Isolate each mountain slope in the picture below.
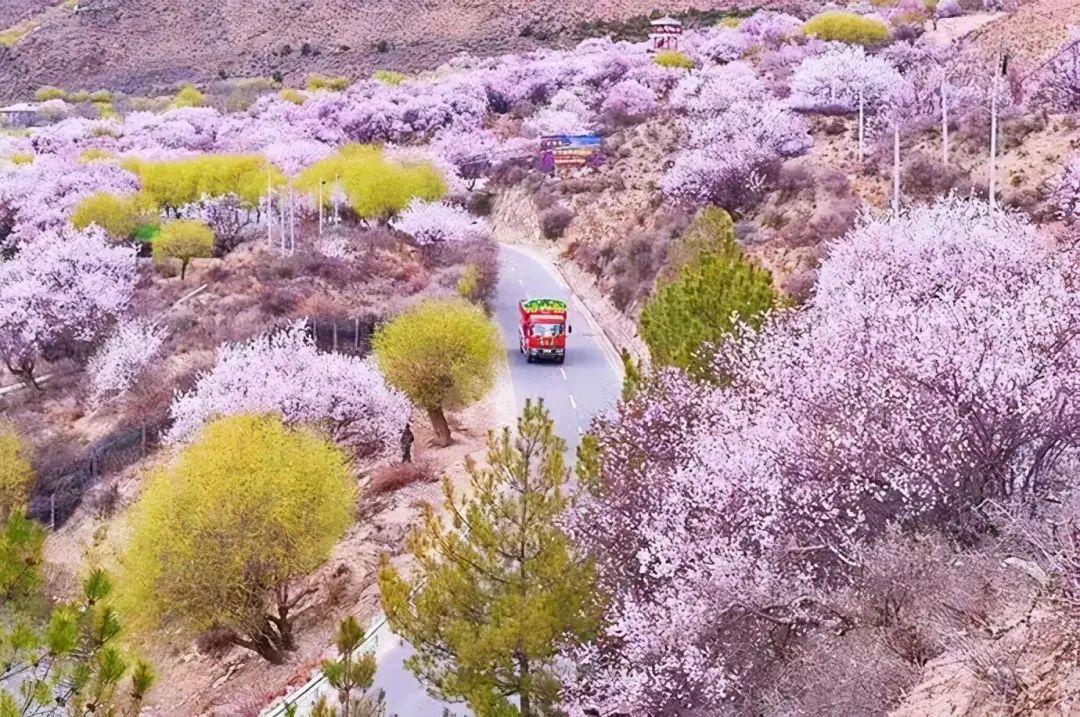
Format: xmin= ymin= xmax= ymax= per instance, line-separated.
xmin=0 ymin=0 xmax=760 ymax=100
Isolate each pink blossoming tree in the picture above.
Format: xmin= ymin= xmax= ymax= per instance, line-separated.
xmin=0 ymin=226 xmax=137 ymax=388
xmin=568 ymin=198 xmax=1080 ymax=715
xmin=167 ymin=323 xmax=409 ymax=457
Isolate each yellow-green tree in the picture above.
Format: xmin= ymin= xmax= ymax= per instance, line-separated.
xmin=71 ymin=192 xmax=148 ymax=241
xmin=295 ymin=145 xmax=446 ymax=223
xmin=153 ymin=219 xmax=215 ymax=280
xmin=121 ymin=414 xmax=355 ymax=663
xmin=125 ymin=154 xmax=284 ymax=211
xmin=373 ymin=299 xmax=500 ymax=446
xmin=803 ymin=11 xmax=892 ymax=45
xmin=0 ymin=425 xmax=31 ymax=522
xmin=379 ymin=400 xmax=601 ymax=716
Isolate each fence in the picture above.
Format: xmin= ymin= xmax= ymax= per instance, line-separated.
xmin=305 ymin=314 xmax=382 ymax=356
xmin=28 ymin=419 xmax=167 ymax=529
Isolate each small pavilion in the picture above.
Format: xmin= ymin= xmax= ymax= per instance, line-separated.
xmin=648 ymin=16 xmax=683 ymax=53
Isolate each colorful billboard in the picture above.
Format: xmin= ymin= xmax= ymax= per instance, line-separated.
xmin=540 ymin=134 xmax=603 ymax=172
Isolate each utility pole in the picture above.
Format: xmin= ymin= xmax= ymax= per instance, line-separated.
xmin=266 ymin=173 xmax=273 ymax=247
xmin=892 ymin=123 xmax=901 ymax=215
xmin=941 ymin=81 xmax=949 ymax=164
xmin=318 ymin=181 xmax=324 ymax=237
xmin=989 ymin=48 xmax=1007 ymax=210
xmin=857 ymin=88 xmax=865 ymax=163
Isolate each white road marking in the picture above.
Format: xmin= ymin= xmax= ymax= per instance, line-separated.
xmin=559 ymin=368 xmax=567 ymax=380
xmin=568 ymin=394 xmax=577 ymax=409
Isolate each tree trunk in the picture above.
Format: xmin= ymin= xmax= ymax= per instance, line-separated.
xmin=180 ymin=258 xmax=189 ymax=280
xmin=427 ymin=406 xmax=452 ymax=447
xmin=232 ymin=631 xmax=288 ymax=664
xmin=519 ymin=656 xmax=532 ymax=717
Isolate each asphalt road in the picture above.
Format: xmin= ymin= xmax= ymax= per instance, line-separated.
xmin=494 ymin=245 xmax=623 ymax=454
xmin=266 ymin=246 xmax=622 ymax=716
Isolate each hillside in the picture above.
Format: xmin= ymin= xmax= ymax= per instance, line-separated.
xmin=0 ymin=0 xmax=776 ymax=101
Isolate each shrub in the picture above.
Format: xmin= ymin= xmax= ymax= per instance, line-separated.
xmin=803 ymin=11 xmax=892 ymax=46
xmin=373 ymin=299 xmax=501 ymax=446
xmin=9 ymin=153 xmax=33 ymax=166
xmin=641 ymin=213 xmax=777 ymax=379
xmin=653 ymin=50 xmax=695 ymax=70
xmin=34 ymin=86 xmax=66 ymax=102
xmin=279 ymin=88 xmax=306 ymax=105
xmin=152 ymin=219 xmax=215 ymax=279
xmin=295 ymin=144 xmax=446 ymax=222
xmin=170 ymin=83 xmax=206 ymax=108
xmin=89 ymin=90 xmax=113 ymax=103
xmin=67 ymin=91 xmax=91 ymax=103
xmin=456 ymin=264 xmax=482 ymax=304
xmin=306 ymin=74 xmax=352 ymax=92
xmin=71 ymin=192 xmax=147 ymax=241
xmin=121 ymin=414 xmax=355 ymax=663
xmin=373 ymin=69 xmax=408 ymax=86
xmin=0 ymin=425 xmax=32 ymax=521
xmin=367 ymin=461 xmax=435 ymax=496
xmin=539 ymin=204 xmax=574 ymax=239
xmin=78 ymin=148 xmax=113 ymax=162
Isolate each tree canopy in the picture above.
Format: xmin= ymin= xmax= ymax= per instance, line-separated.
xmin=152 ymin=219 xmax=215 ymax=279
xmin=373 ymin=299 xmax=501 ymax=446
xmin=640 ymin=207 xmax=778 ymax=379
xmin=295 ymin=145 xmax=446 ymax=222
xmin=379 ymin=400 xmax=601 ymax=716
xmin=121 ymin=414 xmax=355 ymax=663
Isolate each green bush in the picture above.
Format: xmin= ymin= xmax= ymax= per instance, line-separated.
xmin=373 ymin=69 xmax=408 ymax=86
xmin=803 ymin=11 xmax=892 ymax=45
xmin=306 ymin=74 xmax=352 ymax=92
xmin=67 ymin=90 xmax=90 ymax=103
xmin=295 ymin=144 xmax=446 ymax=221
xmin=653 ymin=50 xmax=695 ymax=70
xmin=640 ymin=208 xmax=778 ymax=380
xmin=171 ymin=83 xmax=207 ymax=108
xmin=279 ymin=88 xmax=307 ymax=105
xmin=34 ymin=86 xmax=66 ymax=102
xmin=89 ymin=89 xmax=113 ymax=103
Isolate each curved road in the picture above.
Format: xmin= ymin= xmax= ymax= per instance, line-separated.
xmin=266 ymin=246 xmax=622 ymax=716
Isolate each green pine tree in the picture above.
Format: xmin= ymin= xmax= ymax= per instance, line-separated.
xmin=378 ymin=400 xmax=601 ymax=717
xmin=641 ymin=207 xmax=778 ymax=380
xmin=310 ymin=616 xmax=386 ymax=717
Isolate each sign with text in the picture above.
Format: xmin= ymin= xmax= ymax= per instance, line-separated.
xmin=539 ymin=134 xmax=603 ymax=173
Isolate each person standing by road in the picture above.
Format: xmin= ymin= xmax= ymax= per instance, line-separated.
xmin=401 ymin=422 xmax=414 ymax=463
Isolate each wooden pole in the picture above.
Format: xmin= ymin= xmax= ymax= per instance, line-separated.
xmin=941 ymin=82 xmax=949 ymax=164
xmin=989 ymin=55 xmax=999 ymax=210
xmin=267 ymin=173 xmax=273 ymax=247
xmin=857 ymin=88 xmax=864 ymax=164
xmin=892 ymin=124 xmax=901 ymax=215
